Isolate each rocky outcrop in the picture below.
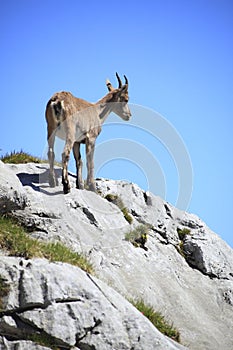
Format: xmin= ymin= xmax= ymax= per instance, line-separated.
xmin=0 ymin=161 xmax=27 ymax=214
xmin=0 ymin=161 xmax=233 ymax=350
xmin=0 ymin=257 xmax=187 ymax=350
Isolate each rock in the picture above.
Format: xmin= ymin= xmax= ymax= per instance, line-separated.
xmin=0 ymin=161 xmax=27 ymax=214
xmin=0 ymin=162 xmax=233 ymax=350
xmin=0 ymin=337 xmax=51 ymax=350
xmin=182 ymin=229 xmax=233 ymax=279
xmin=0 ymin=257 xmax=187 ymax=350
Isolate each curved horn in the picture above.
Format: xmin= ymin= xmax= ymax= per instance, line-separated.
xmin=116 ymin=72 xmax=122 ymax=88
xmin=124 ymin=75 xmax=128 ymax=86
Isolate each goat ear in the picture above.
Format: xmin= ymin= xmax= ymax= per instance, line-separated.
xmin=105 ymin=90 xmax=121 ymax=103
xmin=106 ymin=79 xmax=114 ymax=92
xmin=105 ymin=91 xmax=115 ymax=102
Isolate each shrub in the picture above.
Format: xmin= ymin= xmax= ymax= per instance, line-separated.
xmin=125 ymin=224 xmax=149 ymax=250
xmin=177 ymin=227 xmax=191 ymax=241
xmin=0 ymin=216 xmax=93 ymax=274
xmin=131 ymin=299 xmax=180 ymax=343
xmin=1 ymin=150 xmax=42 ymax=164
xmin=176 ymin=228 xmax=192 ymax=258
xmin=105 ymin=194 xmax=133 ymax=224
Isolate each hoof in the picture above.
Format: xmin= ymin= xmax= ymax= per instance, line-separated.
xmin=63 ymin=185 xmax=71 ymax=194
xmin=87 ymin=183 xmax=96 ymax=192
xmin=62 ymin=180 xmax=70 ymax=194
xmin=76 ymin=181 xmax=84 ymax=190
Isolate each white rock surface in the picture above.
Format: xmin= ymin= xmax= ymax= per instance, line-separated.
xmin=0 ymin=257 xmax=187 ymax=350
xmin=0 ymin=161 xmax=27 ymax=214
xmin=0 ymin=162 xmax=233 ymax=350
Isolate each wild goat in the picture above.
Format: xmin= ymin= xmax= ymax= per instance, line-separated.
xmin=45 ymin=73 xmax=131 ymax=194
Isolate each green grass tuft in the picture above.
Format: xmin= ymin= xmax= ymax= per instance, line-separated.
xmin=125 ymin=224 xmax=149 ymax=250
xmin=1 ymin=150 xmax=42 ymax=164
xmin=177 ymin=227 xmax=191 ymax=241
xmin=121 ymin=207 xmax=133 ymax=224
xmin=0 ymin=216 xmax=93 ymax=274
xmin=176 ymin=228 xmax=192 ymax=258
xmin=131 ymin=299 xmax=180 ymax=343
xmin=105 ymin=194 xmax=133 ymax=224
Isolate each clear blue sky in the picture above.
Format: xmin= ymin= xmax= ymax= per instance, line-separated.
xmin=1 ymin=0 xmax=233 ymax=247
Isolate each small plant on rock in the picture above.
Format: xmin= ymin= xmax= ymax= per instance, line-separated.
xmin=177 ymin=227 xmax=191 ymax=240
xmin=105 ymin=193 xmax=133 ymax=224
xmin=130 ymin=298 xmax=180 ymax=343
xmin=0 ymin=215 xmax=94 ymax=274
xmin=125 ymin=224 xmax=149 ymax=251
xmin=1 ymin=150 xmax=42 ymax=164
xmin=176 ymin=227 xmax=191 ymax=258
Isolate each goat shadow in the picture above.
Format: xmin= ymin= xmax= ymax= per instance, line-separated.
xmin=16 ymin=167 xmax=65 ymax=195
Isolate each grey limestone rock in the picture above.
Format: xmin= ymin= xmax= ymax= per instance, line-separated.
xmin=0 ymin=161 xmax=27 ymax=214
xmin=0 ymin=257 xmax=187 ymax=350
xmin=0 ymin=162 xmax=233 ymax=350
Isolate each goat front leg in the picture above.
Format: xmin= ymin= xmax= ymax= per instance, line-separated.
xmin=62 ymin=136 xmax=74 ymax=194
xmin=73 ymin=142 xmax=84 ymax=190
xmin=86 ymin=138 xmax=96 ymax=192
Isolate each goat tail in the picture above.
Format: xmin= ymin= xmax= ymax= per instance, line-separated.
xmin=51 ymin=99 xmax=62 ymax=118
xmin=46 ymin=96 xmax=64 ymax=127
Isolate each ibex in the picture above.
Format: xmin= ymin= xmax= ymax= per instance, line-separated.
xmin=45 ymin=73 xmax=131 ymax=194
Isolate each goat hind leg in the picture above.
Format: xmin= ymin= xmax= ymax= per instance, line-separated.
xmin=86 ymin=139 xmax=96 ymax=192
xmin=62 ymin=138 xmax=74 ymax=194
xmin=73 ymin=142 xmax=84 ymax=189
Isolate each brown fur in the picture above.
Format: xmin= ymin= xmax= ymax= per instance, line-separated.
xmin=45 ymin=74 xmax=131 ymax=194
